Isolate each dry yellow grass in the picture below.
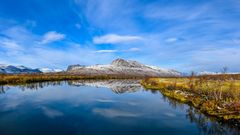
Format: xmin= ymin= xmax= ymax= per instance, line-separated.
xmin=141 ymin=75 xmax=240 ymax=121
xmin=0 ymin=73 xmax=140 ymax=85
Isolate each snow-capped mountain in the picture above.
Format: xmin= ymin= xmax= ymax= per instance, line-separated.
xmin=0 ymin=64 xmax=41 ymax=74
xmin=67 ymin=58 xmax=181 ymax=77
xmin=146 ymin=65 xmax=181 ymax=76
xmin=38 ymin=68 xmax=63 ymax=73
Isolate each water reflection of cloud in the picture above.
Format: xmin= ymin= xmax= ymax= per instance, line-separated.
xmin=0 ymin=80 xmax=143 ymax=111
xmin=95 ymin=99 xmax=117 ymax=103
xmin=95 ymin=98 xmax=138 ymax=106
xmin=0 ymin=91 xmax=30 ymax=111
xmin=93 ymin=108 xmax=140 ymax=118
xmin=41 ymin=106 xmax=63 ymax=118
xmin=0 ymin=85 xmax=114 ymax=112
xmin=1 ymin=101 xmax=21 ymax=111
xmin=127 ymin=102 xmax=138 ymax=106
xmin=164 ymin=112 xmax=176 ymax=117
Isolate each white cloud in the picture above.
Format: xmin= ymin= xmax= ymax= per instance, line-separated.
xmin=233 ymin=39 xmax=240 ymax=45
xmin=93 ymin=34 xmax=143 ymax=44
xmin=144 ymin=4 xmax=209 ymax=21
xmin=165 ymin=37 xmax=178 ymax=43
xmin=0 ymin=39 xmax=22 ymax=51
xmin=41 ymin=106 xmax=63 ymax=118
xmin=94 ymin=47 xmax=140 ymax=53
xmin=40 ymin=31 xmax=65 ymax=44
xmin=1 ymin=25 xmax=37 ymax=44
xmin=94 ymin=49 xmax=118 ymax=53
xmin=128 ymin=47 xmax=140 ymax=51
xmin=74 ymin=0 xmax=140 ymax=33
xmin=93 ymin=108 xmax=140 ymax=118
xmin=0 ymin=25 xmax=113 ymax=68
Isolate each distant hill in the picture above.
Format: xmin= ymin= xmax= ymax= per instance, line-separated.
xmin=0 ymin=64 xmax=41 ymax=74
xmin=67 ymin=58 xmax=181 ymax=77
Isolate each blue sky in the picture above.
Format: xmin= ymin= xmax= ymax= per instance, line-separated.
xmin=0 ymin=0 xmax=240 ymax=72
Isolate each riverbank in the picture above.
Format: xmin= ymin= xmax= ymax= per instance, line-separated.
xmin=0 ymin=73 xmax=141 ymax=85
xmin=141 ymin=75 xmax=240 ymax=122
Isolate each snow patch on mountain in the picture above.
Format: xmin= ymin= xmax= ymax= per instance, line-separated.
xmin=38 ymin=68 xmax=63 ymax=73
xmin=67 ymin=58 xmax=181 ymax=77
xmin=0 ymin=64 xmax=41 ymax=74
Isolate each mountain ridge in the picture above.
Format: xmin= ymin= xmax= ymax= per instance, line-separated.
xmin=67 ymin=58 xmax=181 ymax=77
xmin=0 ymin=64 xmax=41 ymax=74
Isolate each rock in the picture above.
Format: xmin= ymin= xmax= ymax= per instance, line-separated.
xmin=67 ymin=64 xmax=85 ymax=71
xmin=111 ymin=58 xmax=144 ymax=68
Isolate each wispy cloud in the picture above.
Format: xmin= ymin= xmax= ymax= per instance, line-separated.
xmin=233 ymin=39 xmax=240 ymax=45
xmin=186 ymin=47 xmax=240 ymax=72
xmin=94 ymin=47 xmax=140 ymax=53
xmin=93 ymin=34 xmax=143 ymax=44
xmin=0 ymin=0 xmax=240 ymax=72
xmin=0 ymin=38 xmax=22 ymax=51
xmin=41 ymin=106 xmax=64 ymax=118
xmin=128 ymin=47 xmax=140 ymax=51
xmin=94 ymin=49 xmax=117 ymax=53
xmin=165 ymin=37 xmax=179 ymax=43
xmin=40 ymin=31 xmax=65 ymax=44
xmin=0 ymin=24 xmax=114 ymax=68
xmin=74 ymin=0 xmax=140 ymax=33
xmin=1 ymin=25 xmax=38 ymax=44
xmin=93 ymin=108 xmax=140 ymax=118
xmin=144 ymin=4 xmax=208 ymax=21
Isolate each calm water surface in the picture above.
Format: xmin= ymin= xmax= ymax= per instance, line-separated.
xmin=0 ymin=80 xmax=239 ymax=135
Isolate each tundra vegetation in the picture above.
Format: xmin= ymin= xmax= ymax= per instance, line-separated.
xmin=141 ymin=74 xmax=240 ymax=122
xmin=0 ymin=73 xmax=141 ymax=85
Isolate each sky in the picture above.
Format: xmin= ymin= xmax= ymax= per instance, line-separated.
xmin=0 ymin=0 xmax=240 ymax=72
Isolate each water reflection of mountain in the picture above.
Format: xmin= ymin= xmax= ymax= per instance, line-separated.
xmin=146 ymin=90 xmax=240 ymax=135
xmin=0 ymin=80 xmax=142 ymax=94
xmin=68 ymin=79 xmax=142 ymax=94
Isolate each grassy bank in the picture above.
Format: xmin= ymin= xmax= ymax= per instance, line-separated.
xmin=0 ymin=73 xmax=141 ymax=85
xmin=141 ymin=75 xmax=240 ymax=121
